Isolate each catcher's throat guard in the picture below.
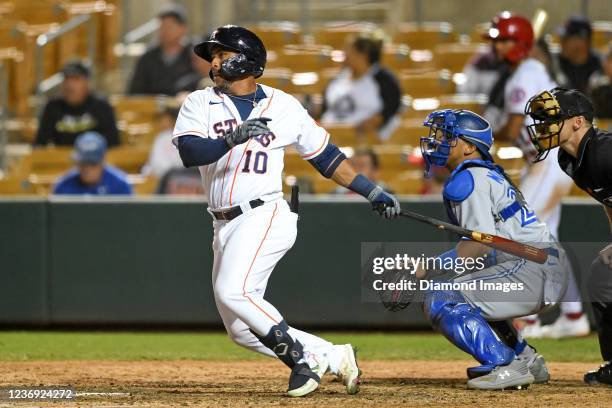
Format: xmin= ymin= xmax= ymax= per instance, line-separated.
xmin=525 ymin=90 xmax=565 ymax=162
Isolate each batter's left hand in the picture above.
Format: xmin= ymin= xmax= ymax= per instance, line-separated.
xmin=599 ymin=243 xmax=612 ymax=268
xmin=368 ymin=186 xmax=400 ymax=219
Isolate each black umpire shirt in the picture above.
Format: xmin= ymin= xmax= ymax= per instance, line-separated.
xmin=558 ymin=126 xmax=612 ymax=207
xmin=34 ymin=93 xmax=120 ymax=147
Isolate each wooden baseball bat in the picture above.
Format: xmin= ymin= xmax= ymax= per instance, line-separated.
xmin=532 ymin=8 xmax=549 ymax=40
xmin=399 ymin=210 xmax=548 ymax=264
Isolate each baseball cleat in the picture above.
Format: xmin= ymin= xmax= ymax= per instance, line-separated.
xmin=539 ymin=314 xmax=590 ymax=339
xmin=467 ymin=357 xmax=534 ymax=390
xmin=337 ymin=344 xmax=362 ymax=394
xmin=467 ymin=345 xmax=549 ymax=384
xmin=520 ymin=346 xmax=550 ymax=384
xmin=310 ymin=354 xmax=330 ymax=382
xmin=520 ymin=319 xmax=545 ymax=339
xmin=287 ymin=363 xmax=322 ymax=397
xmin=584 ymin=361 xmax=612 ymax=386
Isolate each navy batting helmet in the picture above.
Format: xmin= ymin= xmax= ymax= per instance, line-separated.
xmin=194 ymin=25 xmax=266 ymax=80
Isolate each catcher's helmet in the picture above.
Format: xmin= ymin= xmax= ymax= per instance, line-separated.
xmin=420 ymin=109 xmax=493 ymax=176
xmin=485 ymin=12 xmax=534 ymax=64
xmin=194 ymin=25 xmax=266 ymax=80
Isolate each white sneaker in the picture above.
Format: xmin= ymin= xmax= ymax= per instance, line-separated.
xmin=520 ymin=319 xmax=545 ymax=339
xmin=540 ymin=314 xmax=590 ymax=339
xmin=337 ymin=344 xmax=361 ymax=394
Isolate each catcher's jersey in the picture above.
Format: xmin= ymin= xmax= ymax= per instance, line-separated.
xmin=172 ymin=84 xmax=329 ymax=210
xmin=444 ymin=160 xmax=553 ymax=246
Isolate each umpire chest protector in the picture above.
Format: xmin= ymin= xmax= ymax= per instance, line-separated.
xmin=443 ymin=159 xmax=524 ymax=226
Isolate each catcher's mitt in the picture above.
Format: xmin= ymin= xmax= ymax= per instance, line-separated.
xmin=378 ymin=268 xmax=419 ymax=312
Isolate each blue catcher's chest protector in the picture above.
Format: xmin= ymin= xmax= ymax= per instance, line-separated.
xmin=442 ymin=159 xmax=522 ymax=227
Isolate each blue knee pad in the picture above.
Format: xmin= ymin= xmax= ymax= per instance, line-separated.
xmin=423 ymin=290 xmax=516 ymax=366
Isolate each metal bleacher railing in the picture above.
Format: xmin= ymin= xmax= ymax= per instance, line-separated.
xmin=34 ymin=13 xmax=97 ymax=97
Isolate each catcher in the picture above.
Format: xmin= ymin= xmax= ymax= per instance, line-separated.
xmin=411 ymin=109 xmax=570 ymax=390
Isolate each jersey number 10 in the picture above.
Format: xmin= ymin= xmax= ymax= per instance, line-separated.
xmin=242 ymin=150 xmax=268 ymax=174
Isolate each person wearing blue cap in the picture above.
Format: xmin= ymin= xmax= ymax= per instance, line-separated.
xmin=53 ymin=132 xmax=132 ymax=195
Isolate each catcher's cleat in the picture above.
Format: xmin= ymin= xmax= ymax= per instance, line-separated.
xmin=467 ymin=357 xmax=534 ymax=390
xmin=584 ymin=361 xmax=612 ymax=386
xmin=467 ymin=345 xmax=549 ymax=384
xmin=337 ymin=344 xmax=362 ymax=395
xmin=287 ymin=363 xmax=322 ymax=397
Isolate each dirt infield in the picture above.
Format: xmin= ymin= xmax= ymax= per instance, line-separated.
xmin=1 ymin=360 xmax=611 ymax=407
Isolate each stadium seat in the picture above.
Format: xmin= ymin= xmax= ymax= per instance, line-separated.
xmin=267 ymin=44 xmax=341 ymax=73
xmin=393 ymin=22 xmax=457 ymax=49
xmin=252 ymin=21 xmax=302 ymax=50
xmin=110 ymin=95 xmax=166 ymax=144
xmin=0 ymin=177 xmax=34 ymax=195
xmin=434 ymin=42 xmax=489 ymax=73
xmin=401 ymin=94 xmax=487 ymax=119
xmin=387 ymin=118 xmax=427 ymax=145
xmin=257 ymin=67 xmax=295 ymax=93
xmin=592 ymin=21 xmax=612 ymax=49
xmin=596 ymin=118 xmax=612 ymax=132
xmin=61 ymin=1 xmax=121 ymax=69
xmin=312 ymin=21 xmax=378 ymax=50
xmin=386 ymin=171 xmax=424 ymax=195
xmin=382 ymin=44 xmax=436 ymax=71
xmin=106 ymin=147 xmax=149 ymax=174
xmin=396 ymin=69 xmax=455 ymax=98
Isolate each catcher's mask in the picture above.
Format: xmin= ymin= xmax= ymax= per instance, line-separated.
xmin=525 ymin=88 xmax=594 ymax=162
xmin=420 ymin=109 xmax=493 ymax=176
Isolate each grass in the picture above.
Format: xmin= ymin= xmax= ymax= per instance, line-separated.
xmin=0 ymin=331 xmax=603 ymax=362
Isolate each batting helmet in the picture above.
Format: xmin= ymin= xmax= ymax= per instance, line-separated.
xmin=420 ymin=109 xmax=493 ymax=175
xmin=194 ymin=25 xmax=266 ymax=80
xmin=485 ymin=12 xmax=534 ymax=64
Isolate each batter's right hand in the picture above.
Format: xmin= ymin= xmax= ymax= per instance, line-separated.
xmin=368 ymin=186 xmax=401 ymax=219
xmin=224 ymin=117 xmax=272 ymax=148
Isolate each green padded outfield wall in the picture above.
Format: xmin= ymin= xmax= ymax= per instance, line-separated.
xmin=0 ymin=198 xmax=609 ymax=327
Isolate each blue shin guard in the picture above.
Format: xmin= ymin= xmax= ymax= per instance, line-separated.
xmin=424 ymin=290 xmax=516 ymax=367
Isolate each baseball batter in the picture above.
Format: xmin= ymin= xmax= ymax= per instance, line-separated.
xmin=418 ymin=109 xmax=570 ymax=390
xmin=483 ymin=12 xmax=587 ymax=338
xmin=172 ymin=25 xmax=400 ymax=397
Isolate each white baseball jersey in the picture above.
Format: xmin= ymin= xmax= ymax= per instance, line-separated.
xmin=519 ymin=148 xmax=574 ymax=237
xmin=484 ymin=58 xmax=557 ymax=160
xmin=504 ymin=58 xmax=557 ymax=160
xmin=172 ymin=84 xmax=329 ymax=210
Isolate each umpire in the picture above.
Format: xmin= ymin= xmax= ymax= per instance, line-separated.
xmin=526 ymin=87 xmax=612 ymax=386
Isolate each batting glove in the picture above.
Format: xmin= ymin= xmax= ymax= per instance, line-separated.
xmin=224 ymin=117 xmax=272 ymax=148
xmin=368 ymin=186 xmax=401 ymax=219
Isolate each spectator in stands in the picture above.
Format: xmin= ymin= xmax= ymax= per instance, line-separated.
xmin=175 ymin=34 xmax=215 ymax=96
xmin=141 ymin=102 xmax=183 ymax=177
xmin=554 ymin=16 xmax=602 ymax=93
xmin=34 ymin=61 xmax=119 ymax=147
xmin=332 ymin=148 xmax=391 ymax=194
xmin=53 ymin=132 xmax=132 ymax=195
xmin=156 ymin=167 xmax=204 ymax=195
xmin=127 ymin=4 xmax=197 ymax=96
xmin=590 ymin=49 xmax=612 ymax=119
xmin=321 ymin=34 xmax=401 ymax=140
